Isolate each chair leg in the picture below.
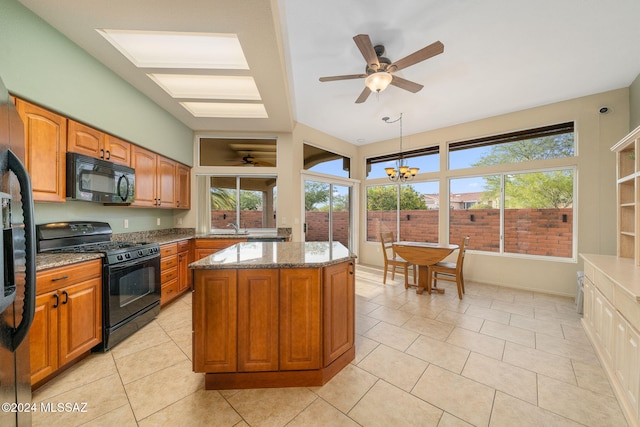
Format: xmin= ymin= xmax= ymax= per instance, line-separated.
xmin=460 ymin=271 xmax=465 ymax=294
xmin=391 ymin=265 xmax=396 ymax=281
xmin=412 ymin=265 xmax=417 ymax=285
xmin=456 ymin=276 xmax=463 ymax=299
xmin=383 ymin=264 xmax=388 ymax=284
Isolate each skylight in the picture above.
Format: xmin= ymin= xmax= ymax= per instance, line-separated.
xmin=97 ymin=29 xmax=249 ymax=69
xmin=181 ymin=102 xmax=268 ymax=118
xmin=148 ymin=74 xmax=261 ymax=100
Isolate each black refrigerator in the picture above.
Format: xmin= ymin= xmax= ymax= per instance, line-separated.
xmin=0 ymin=75 xmax=36 ymax=426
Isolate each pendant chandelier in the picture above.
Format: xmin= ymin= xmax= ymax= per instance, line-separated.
xmin=383 ymin=113 xmax=419 ymax=182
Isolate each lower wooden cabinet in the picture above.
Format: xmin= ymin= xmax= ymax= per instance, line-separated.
xmin=193 ymin=261 xmax=355 ymax=389
xmin=30 ymin=259 xmax=102 ymax=386
xmin=160 ymin=240 xmax=192 ymax=305
xmin=194 ymin=238 xmax=247 ymax=261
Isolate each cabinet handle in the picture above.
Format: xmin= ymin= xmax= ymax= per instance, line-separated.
xmin=106 ymin=150 xmax=111 ymax=160
xmin=51 ymin=275 xmax=69 ymax=282
xmin=62 ymin=290 xmax=69 ymax=304
xmin=177 ymin=200 xmax=180 ymax=207
xmin=52 ymin=293 xmax=59 ymax=308
xmin=100 ymin=148 xmax=105 ymax=159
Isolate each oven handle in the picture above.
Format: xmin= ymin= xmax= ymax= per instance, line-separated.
xmin=108 ymin=253 xmax=159 ymax=271
xmin=117 ymin=174 xmax=131 ymax=202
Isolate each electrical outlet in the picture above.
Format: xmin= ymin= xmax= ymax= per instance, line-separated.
xmin=177 ymin=217 xmax=183 ymax=225
xmin=156 ymin=218 xmax=161 ymax=226
xmin=124 ymin=219 xmax=129 ymax=229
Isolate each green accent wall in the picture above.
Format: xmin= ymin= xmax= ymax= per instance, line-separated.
xmin=0 ymin=0 xmax=193 ymax=165
xmin=0 ymin=0 xmax=194 ymax=232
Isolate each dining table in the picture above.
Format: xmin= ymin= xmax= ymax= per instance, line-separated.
xmin=392 ymin=241 xmax=459 ymax=295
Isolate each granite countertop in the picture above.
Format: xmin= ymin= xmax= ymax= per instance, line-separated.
xmin=189 ymin=241 xmax=356 ymax=270
xmin=36 ymin=252 xmax=103 ymax=271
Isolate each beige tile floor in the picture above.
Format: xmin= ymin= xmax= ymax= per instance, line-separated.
xmin=31 ymin=265 xmax=628 ymax=426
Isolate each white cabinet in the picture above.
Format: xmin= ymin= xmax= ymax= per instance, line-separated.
xmin=615 ymin=315 xmax=640 ymax=418
xmin=581 ymin=254 xmax=640 ymax=426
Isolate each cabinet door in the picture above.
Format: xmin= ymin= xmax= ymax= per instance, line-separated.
xmin=131 ymin=145 xmax=157 ymax=207
xmin=177 ymin=250 xmax=190 ymax=292
xmin=193 ymin=270 xmax=237 ymax=372
xmin=15 ymin=99 xmax=67 ymax=202
xmin=67 ymin=120 xmax=105 ymax=159
xmin=279 ymin=268 xmax=321 ymax=370
xmin=593 ymin=289 xmax=615 ymax=366
xmin=105 ymin=135 xmax=131 ymax=166
xmin=237 ymin=269 xmax=279 ymax=372
xmin=58 ymin=277 xmax=102 ymax=366
xmin=615 ymin=316 xmax=640 ymax=415
xmin=323 ymin=262 xmax=355 ymax=365
xmin=175 ymin=163 xmax=191 ymax=209
xmin=157 ymin=156 xmax=176 ymax=208
xmin=29 ymin=291 xmax=59 ymax=385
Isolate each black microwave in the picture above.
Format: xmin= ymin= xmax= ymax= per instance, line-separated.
xmin=66 ymin=153 xmax=135 ymax=204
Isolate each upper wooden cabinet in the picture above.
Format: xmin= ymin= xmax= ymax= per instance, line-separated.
xmin=131 ymin=145 xmax=180 ymax=208
xmin=67 ymin=120 xmax=131 ymax=167
xmin=15 ymin=99 xmax=67 ymax=202
xmin=176 ymin=163 xmax=191 ymax=209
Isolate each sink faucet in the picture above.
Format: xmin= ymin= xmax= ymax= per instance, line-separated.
xmin=227 ymin=222 xmax=239 ymax=234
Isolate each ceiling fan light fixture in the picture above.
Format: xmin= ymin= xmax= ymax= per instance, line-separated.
xmin=365 ymin=72 xmax=392 ymax=93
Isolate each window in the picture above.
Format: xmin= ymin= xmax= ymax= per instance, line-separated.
xmin=366 ymin=146 xmax=439 ymax=179
xmin=447 ymin=122 xmax=575 ymax=259
xmin=208 ymin=176 xmax=277 ymax=230
xmin=199 ymin=137 xmax=276 ymax=167
xmin=449 ymin=122 xmax=574 ymax=170
xmin=303 ymin=144 xmax=350 ymax=178
xmin=366 ymin=181 xmax=439 ymax=242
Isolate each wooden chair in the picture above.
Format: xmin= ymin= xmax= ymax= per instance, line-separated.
xmin=379 ymin=232 xmax=416 ymax=288
xmin=427 ymin=236 xmax=470 ymax=299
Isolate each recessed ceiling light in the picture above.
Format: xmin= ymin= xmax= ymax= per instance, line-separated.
xmin=148 ymin=74 xmax=261 ymax=100
xmin=97 ymin=29 xmax=249 ymax=69
xmin=180 ymin=102 xmax=268 ymax=118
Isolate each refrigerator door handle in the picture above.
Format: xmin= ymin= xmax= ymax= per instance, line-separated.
xmin=7 ymin=149 xmax=35 ymax=351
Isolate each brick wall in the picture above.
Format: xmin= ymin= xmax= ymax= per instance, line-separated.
xmin=367 ymin=208 xmax=573 ymax=257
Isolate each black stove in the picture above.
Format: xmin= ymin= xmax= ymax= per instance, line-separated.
xmin=36 ymin=221 xmax=160 ymax=263
xmin=36 ymin=221 xmax=161 ymax=351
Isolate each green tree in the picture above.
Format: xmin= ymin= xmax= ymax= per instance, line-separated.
xmin=304 ymin=182 xmax=330 ymax=211
xmin=367 ymin=185 xmax=427 ymax=210
xmin=210 ymin=187 xmax=234 ymax=209
xmin=239 ymin=191 xmax=262 ymax=210
xmin=473 ymin=134 xmax=574 ymax=208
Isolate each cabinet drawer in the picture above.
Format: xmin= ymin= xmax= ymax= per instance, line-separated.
xmin=161 ymin=254 xmax=177 ymax=270
xmin=195 ymin=239 xmax=246 ymax=250
xmin=37 ymin=259 xmax=102 ymax=295
xmin=161 ymin=243 xmax=178 ymax=257
xmin=161 ymin=279 xmax=179 ymax=305
xmin=594 ymin=270 xmax=615 ymax=302
xmin=615 ymin=287 xmax=640 ymax=332
xmin=161 ymin=267 xmax=178 ymax=283
xmin=583 ymin=261 xmax=595 ymax=283
xmin=177 ymin=240 xmax=190 ymax=253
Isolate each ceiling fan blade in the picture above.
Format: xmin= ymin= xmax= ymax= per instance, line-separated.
xmin=389 ymin=40 xmax=444 ymax=72
xmin=319 ymin=74 xmax=367 ymax=82
xmin=390 ymin=75 xmax=424 ymax=93
xmin=355 ymin=86 xmax=372 ymax=104
xmin=353 ymin=34 xmax=380 ymax=70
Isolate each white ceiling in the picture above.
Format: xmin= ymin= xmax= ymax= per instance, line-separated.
xmin=17 ymin=0 xmax=640 ymax=146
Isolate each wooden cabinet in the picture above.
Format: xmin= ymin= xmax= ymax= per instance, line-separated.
xmin=131 ymin=145 xmax=179 ymax=208
xmin=30 ymin=259 xmax=102 ymax=386
xmin=175 ymin=163 xmax=191 ymax=209
xmin=177 ymin=240 xmax=191 ymax=293
xmin=194 ymin=238 xmax=247 ymax=260
xmin=193 ymin=260 xmax=355 ymax=389
xmin=611 ymin=125 xmax=640 ymax=264
xmin=160 ymin=240 xmax=192 ymax=305
xmin=67 ymin=120 xmax=132 ymax=166
xmin=615 ymin=314 xmax=640 ymax=416
xmin=15 ymin=99 xmax=67 ymax=202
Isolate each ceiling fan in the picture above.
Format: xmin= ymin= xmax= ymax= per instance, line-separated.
xmin=233 ymin=153 xmax=275 ymax=167
xmin=319 ymin=34 xmax=444 ymax=103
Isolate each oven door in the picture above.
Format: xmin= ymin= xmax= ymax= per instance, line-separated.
xmin=105 ymin=254 xmax=160 ymax=328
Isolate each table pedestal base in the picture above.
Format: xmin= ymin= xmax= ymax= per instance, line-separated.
xmin=415 ymin=265 xmax=446 ymax=295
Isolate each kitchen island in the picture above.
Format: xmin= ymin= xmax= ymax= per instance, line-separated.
xmin=189 ymin=241 xmax=356 ymax=390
